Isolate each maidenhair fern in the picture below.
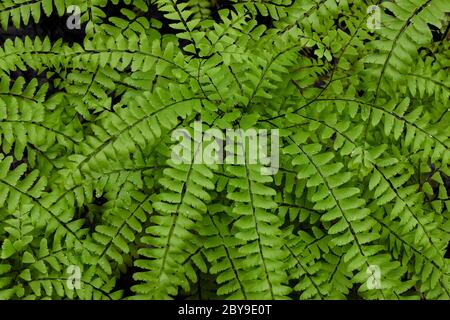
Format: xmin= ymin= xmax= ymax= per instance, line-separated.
xmin=0 ymin=0 xmax=449 ymax=300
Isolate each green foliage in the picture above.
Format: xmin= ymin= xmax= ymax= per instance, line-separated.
xmin=0 ymin=0 xmax=449 ymax=300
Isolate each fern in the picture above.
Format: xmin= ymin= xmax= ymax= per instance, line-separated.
xmin=0 ymin=0 xmax=449 ymax=300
